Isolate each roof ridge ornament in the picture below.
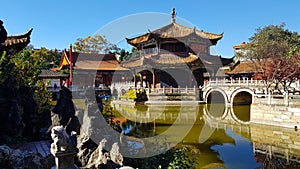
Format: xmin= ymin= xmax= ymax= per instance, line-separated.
xmin=171 ymin=8 xmax=176 ymax=23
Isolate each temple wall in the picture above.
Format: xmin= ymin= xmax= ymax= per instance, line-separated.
xmin=250 ymin=98 xmax=300 ymax=128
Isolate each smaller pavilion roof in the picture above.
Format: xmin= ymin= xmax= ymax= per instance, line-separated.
xmin=233 ymin=43 xmax=247 ymax=50
xmin=53 ymin=51 xmax=128 ymax=71
xmin=38 ymin=69 xmax=69 ymax=79
xmin=51 ymin=50 xmax=77 ymax=71
xmin=74 ymin=53 xmax=128 ymax=71
xmin=226 ymin=60 xmax=263 ymax=75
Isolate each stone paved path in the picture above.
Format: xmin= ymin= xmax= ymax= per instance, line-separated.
xmin=10 ymin=140 xmax=51 ymax=157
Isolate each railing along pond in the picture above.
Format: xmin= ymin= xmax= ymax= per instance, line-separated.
xmin=152 ymin=86 xmax=197 ymax=94
xmin=203 ymin=78 xmax=266 ymax=88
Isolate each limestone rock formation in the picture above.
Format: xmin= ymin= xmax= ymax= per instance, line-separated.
xmin=83 ymin=138 xmax=125 ymax=169
xmin=76 ymin=134 xmax=98 ymax=167
xmin=0 ymin=145 xmax=54 ymax=169
xmin=48 ymin=86 xmax=81 ymax=135
xmin=76 ymin=127 xmax=132 ymax=168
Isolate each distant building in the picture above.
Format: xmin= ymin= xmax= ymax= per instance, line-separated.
xmin=232 ymin=42 xmax=250 ymax=61
xmin=52 ymin=50 xmax=129 ymax=87
xmin=226 ymin=42 xmax=263 ymax=79
xmin=226 ymin=60 xmax=263 ymax=79
xmin=38 ymin=69 xmax=69 ymax=92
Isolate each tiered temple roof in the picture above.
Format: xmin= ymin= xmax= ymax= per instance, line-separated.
xmin=122 ymin=10 xmax=232 ymax=71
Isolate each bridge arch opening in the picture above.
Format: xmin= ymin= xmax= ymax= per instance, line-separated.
xmin=206 ymin=90 xmax=227 ymax=104
xmin=231 ymin=90 xmax=253 ymax=123
xmin=206 ymin=90 xmax=227 ymax=118
xmin=232 ymin=91 xmax=252 ymax=106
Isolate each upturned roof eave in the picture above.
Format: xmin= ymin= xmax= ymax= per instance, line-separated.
xmin=1 ymin=28 xmax=33 ymax=53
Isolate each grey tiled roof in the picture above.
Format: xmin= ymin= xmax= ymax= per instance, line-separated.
xmin=38 ymin=69 xmax=69 ymax=78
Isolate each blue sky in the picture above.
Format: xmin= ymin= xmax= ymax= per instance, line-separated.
xmin=2 ymin=0 xmax=300 ymax=58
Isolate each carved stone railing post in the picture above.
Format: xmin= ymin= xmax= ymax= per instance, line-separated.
xmin=50 ymin=126 xmax=78 ymax=169
xmin=53 ymin=150 xmax=78 ymax=169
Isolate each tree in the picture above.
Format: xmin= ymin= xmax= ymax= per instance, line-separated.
xmin=73 ymin=34 xmax=118 ymax=54
xmin=119 ymin=47 xmax=139 ymax=62
xmin=31 ymin=47 xmax=61 ymax=68
xmin=118 ymin=48 xmax=131 ymax=61
xmin=238 ymin=23 xmax=300 ymax=93
xmin=0 ymin=49 xmax=53 ymax=111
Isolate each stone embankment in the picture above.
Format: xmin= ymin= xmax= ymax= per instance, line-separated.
xmin=251 ymin=97 xmax=300 ymax=129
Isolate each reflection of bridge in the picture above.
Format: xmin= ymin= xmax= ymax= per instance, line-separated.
xmin=112 ymin=102 xmax=251 ymax=126
xmin=112 ymin=103 xmax=250 ymax=125
xmin=202 ymin=104 xmax=251 ymax=125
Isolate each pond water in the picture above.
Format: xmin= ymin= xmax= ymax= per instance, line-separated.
xmin=105 ymin=103 xmax=300 ymax=168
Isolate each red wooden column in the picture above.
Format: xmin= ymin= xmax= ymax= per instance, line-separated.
xmin=69 ymin=44 xmax=73 ymax=87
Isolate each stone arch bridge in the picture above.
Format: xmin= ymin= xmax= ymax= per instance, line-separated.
xmin=202 ymin=78 xmax=267 ymax=106
xmin=198 ymin=78 xmax=268 ymax=126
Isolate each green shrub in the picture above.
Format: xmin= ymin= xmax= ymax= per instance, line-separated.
xmin=119 ymin=89 xmax=148 ymax=102
xmin=119 ymin=89 xmax=137 ymax=100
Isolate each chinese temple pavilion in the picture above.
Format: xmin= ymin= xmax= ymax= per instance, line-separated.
xmin=121 ymin=9 xmax=233 ymax=89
